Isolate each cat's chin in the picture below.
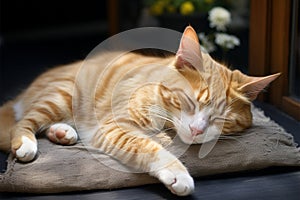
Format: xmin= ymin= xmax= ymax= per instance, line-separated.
xmin=178 ymin=134 xmax=216 ymax=145
xmin=177 ymin=134 xmax=195 ymax=145
xmin=191 ymin=134 xmax=218 ymax=144
xmin=177 ymin=125 xmax=221 ymax=145
xmin=195 ymin=125 xmax=221 ymax=144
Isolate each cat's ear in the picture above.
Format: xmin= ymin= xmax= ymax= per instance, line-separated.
xmin=238 ymin=73 xmax=281 ymax=101
xmin=175 ymin=26 xmax=203 ymax=71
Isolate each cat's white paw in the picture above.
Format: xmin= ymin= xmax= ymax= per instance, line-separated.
xmin=15 ymin=136 xmax=38 ymax=162
xmin=47 ymin=123 xmax=78 ymax=145
xmin=157 ymin=169 xmax=194 ymax=196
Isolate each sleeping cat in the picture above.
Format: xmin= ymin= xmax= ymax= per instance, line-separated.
xmin=0 ymin=26 xmax=279 ymax=196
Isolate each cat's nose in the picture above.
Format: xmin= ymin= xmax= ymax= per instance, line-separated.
xmin=189 ymin=125 xmax=204 ymax=136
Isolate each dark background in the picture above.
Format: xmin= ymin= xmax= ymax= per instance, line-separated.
xmin=0 ymin=0 xmax=142 ymax=103
xmin=0 ymin=1 xmax=110 ymax=102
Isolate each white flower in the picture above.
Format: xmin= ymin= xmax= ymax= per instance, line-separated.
xmin=208 ymin=7 xmax=231 ymax=31
xmin=198 ymin=32 xmax=216 ymax=53
xmin=215 ymin=33 xmax=240 ymax=49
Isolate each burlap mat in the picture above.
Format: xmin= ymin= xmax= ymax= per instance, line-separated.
xmin=0 ymin=106 xmax=299 ymax=193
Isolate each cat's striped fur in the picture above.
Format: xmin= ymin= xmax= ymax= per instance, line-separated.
xmin=0 ymin=26 xmax=279 ymax=196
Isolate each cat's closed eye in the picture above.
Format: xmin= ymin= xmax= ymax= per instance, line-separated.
xmin=173 ymin=89 xmax=196 ymax=115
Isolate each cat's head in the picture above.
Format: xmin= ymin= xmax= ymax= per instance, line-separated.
xmin=167 ymin=26 xmax=280 ymax=144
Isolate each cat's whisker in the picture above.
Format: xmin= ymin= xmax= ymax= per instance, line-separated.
xmin=226 ymin=96 xmax=242 ymax=108
xmin=214 ymin=116 xmax=233 ymax=122
xmin=145 ymin=105 xmax=187 ymax=135
xmin=145 ymin=106 xmax=179 ymax=126
xmin=218 ymin=135 xmax=245 ymax=146
xmin=160 ymin=127 xmax=175 ymax=132
xmin=148 ymin=112 xmax=178 ymax=126
xmin=223 ymin=96 xmax=244 ymax=114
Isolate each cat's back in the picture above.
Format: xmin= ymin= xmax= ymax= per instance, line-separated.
xmin=17 ymin=51 xmax=174 ymax=112
xmin=17 ymin=51 xmax=163 ymax=98
xmin=90 ymin=51 xmax=174 ymax=97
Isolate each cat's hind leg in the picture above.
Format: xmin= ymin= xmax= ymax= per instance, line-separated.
xmin=46 ymin=123 xmax=78 ymax=145
xmin=11 ymin=97 xmax=73 ymax=162
xmin=11 ymin=123 xmax=77 ymax=162
xmin=0 ymin=101 xmax=16 ymax=152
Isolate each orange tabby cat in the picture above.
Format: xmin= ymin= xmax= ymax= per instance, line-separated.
xmin=0 ymin=26 xmax=279 ymax=196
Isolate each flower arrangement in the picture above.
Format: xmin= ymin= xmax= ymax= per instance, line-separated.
xmin=198 ymin=7 xmax=240 ymax=55
xmin=144 ymin=0 xmax=233 ymax=16
xmin=144 ymin=1 xmax=240 ymax=58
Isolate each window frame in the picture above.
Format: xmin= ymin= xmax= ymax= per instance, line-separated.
xmin=249 ymin=0 xmax=300 ymax=120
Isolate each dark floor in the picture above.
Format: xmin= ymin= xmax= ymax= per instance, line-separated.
xmin=0 ymin=34 xmax=300 ymax=200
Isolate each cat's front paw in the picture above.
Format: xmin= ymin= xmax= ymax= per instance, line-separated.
xmin=47 ymin=123 xmax=78 ymax=145
xmin=12 ymin=136 xmax=38 ymax=162
xmin=157 ymin=169 xmax=194 ymax=196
